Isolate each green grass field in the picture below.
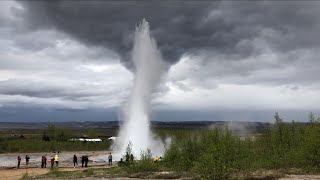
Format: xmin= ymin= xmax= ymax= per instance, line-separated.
xmin=0 ymin=126 xmax=113 ymax=153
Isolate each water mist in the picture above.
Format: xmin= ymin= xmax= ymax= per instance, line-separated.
xmin=116 ymin=19 xmax=165 ymax=158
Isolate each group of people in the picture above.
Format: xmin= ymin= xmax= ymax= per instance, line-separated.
xmin=17 ymin=154 xmax=60 ymax=170
xmin=72 ymin=154 xmax=90 ymax=167
xmin=16 ymin=152 xmax=161 ymax=169
xmin=17 ymin=155 xmax=30 ymax=168
xmin=118 ymin=153 xmax=134 ymax=166
xmin=80 ymin=155 xmax=89 ymax=167
xmin=16 ymin=153 xmax=94 ymax=169
xmin=153 ymin=156 xmax=163 ymax=162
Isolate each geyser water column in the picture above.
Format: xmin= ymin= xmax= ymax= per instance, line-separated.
xmin=117 ymin=19 xmax=164 ymax=157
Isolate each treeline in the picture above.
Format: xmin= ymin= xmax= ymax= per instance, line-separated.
xmin=0 ymin=125 xmax=111 ymax=153
xmin=162 ymin=112 xmax=320 ymax=179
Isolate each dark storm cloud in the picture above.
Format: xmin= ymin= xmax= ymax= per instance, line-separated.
xmin=17 ymin=1 xmax=212 ymax=67
xmin=17 ymin=1 xmax=320 ymax=69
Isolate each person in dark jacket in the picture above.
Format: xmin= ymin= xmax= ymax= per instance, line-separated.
xmin=25 ymin=155 xmax=30 ymax=167
xmin=73 ymin=154 xmax=78 ymax=168
xmin=41 ymin=156 xmax=45 ymax=168
xmin=108 ymin=152 xmax=112 ymax=166
xmin=17 ymin=156 xmax=21 ymax=168
xmin=44 ymin=155 xmax=47 ymax=168
xmin=84 ymin=155 xmax=89 ymax=167
xmin=81 ymin=155 xmax=84 ymax=167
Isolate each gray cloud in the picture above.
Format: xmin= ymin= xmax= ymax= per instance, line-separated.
xmin=17 ymin=1 xmax=320 ymax=67
xmin=0 ymin=78 xmax=131 ymax=110
xmin=1 ymin=1 xmax=320 ymax=122
xmin=0 ymin=79 xmax=104 ymax=100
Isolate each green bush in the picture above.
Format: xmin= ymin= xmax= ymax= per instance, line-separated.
xmin=162 ymin=112 xmax=320 ymax=178
xmin=120 ymin=143 xmax=159 ymax=173
xmin=193 ymin=129 xmax=240 ymax=179
xmin=303 ymin=123 xmax=320 ymax=167
xmin=163 ymin=134 xmax=200 ymax=171
xmin=133 ymin=149 xmax=159 ymax=172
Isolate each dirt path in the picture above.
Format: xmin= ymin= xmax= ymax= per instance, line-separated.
xmin=0 ymin=168 xmax=49 ymax=180
xmin=0 ymin=166 xmax=112 ymax=180
xmin=3 ymin=167 xmax=320 ymax=180
xmin=280 ymin=175 xmax=320 ymax=180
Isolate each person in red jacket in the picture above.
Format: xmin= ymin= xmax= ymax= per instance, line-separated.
xmin=41 ymin=155 xmax=47 ymax=168
xmin=50 ymin=156 xmax=54 ymax=170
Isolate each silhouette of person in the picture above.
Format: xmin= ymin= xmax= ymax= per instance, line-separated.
xmin=17 ymin=156 xmax=21 ymax=168
xmin=85 ymin=155 xmax=89 ymax=167
xmin=81 ymin=155 xmax=85 ymax=167
xmin=25 ymin=155 xmax=30 ymax=167
xmin=73 ymin=154 xmax=78 ymax=168
xmin=108 ymin=153 xmax=112 ymax=166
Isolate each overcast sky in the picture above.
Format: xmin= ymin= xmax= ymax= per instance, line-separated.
xmin=0 ymin=0 xmax=320 ymax=122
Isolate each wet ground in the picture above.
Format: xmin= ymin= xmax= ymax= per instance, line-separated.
xmin=0 ymin=151 xmax=111 ymax=168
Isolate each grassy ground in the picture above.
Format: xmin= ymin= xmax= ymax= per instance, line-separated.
xmin=0 ymin=139 xmax=112 ymax=153
xmin=20 ymin=166 xmax=187 ymax=180
xmin=0 ymin=126 xmax=114 ymax=153
xmin=20 ymin=166 xmax=320 ymax=180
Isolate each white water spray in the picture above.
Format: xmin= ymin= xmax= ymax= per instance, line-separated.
xmin=116 ymin=19 xmax=165 ymax=158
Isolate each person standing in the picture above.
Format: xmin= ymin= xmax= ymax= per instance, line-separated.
xmin=41 ymin=156 xmax=45 ymax=168
xmin=17 ymin=156 xmax=21 ymax=168
xmin=81 ymin=155 xmax=85 ymax=167
xmin=25 ymin=155 xmax=30 ymax=167
xmin=54 ymin=154 xmax=59 ymax=167
xmin=44 ymin=155 xmax=47 ymax=168
xmin=73 ymin=154 xmax=78 ymax=168
xmin=41 ymin=155 xmax=47 ymax=168
xmin=84 ymin=155 xmax=89 ymax=167
xmin=50 ymin=156 xmax=54 ymax=170
xmin=108 ymin=152 xmax=112 ymax=166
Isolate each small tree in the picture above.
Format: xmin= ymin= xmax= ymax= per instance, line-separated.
xmin=123 ymin=141 xmax=133 ymax=163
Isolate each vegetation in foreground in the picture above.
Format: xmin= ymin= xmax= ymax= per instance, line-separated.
xmin=25 ymin=113 xmax=320 ymax=180
xmin=22 ymin=166 xmax=184 ymax=180
xmin=162 ymin=112 xmax=320 ymax=179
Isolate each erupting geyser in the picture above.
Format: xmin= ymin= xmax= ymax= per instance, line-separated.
xmin=116 ymin=19 xmax=165 ymax=158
